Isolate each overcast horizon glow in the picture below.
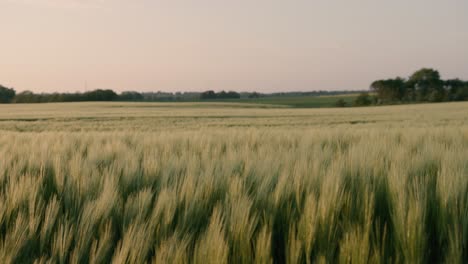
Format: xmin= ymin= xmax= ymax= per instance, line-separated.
xmin=1 ymin=0 xmax=467 ymax=93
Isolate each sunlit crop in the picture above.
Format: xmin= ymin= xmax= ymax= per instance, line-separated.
xmin=0 ymin=102 xmax=467 ymax=263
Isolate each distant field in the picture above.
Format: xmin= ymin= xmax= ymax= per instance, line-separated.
xmin=201 ymin=94 xmax=359 ymax=108
xmin=0 ymin=102 xmax=467 ymax=263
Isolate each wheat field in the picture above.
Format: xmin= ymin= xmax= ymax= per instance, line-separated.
xmin=0 ymin=102 xmax=467 ymax=263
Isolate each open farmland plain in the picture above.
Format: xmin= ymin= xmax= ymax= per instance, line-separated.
xmin=0 ymin=102 xmax=468 ymax=263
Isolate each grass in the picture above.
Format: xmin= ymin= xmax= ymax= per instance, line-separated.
xmin=0 ymin=101 xmax=467 ymax=263
xmin=218 ymin=94 xmax=359 ymax=108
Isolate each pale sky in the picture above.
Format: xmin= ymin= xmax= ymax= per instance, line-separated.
xmin=1 ymin=0 xmax=467 ymax=93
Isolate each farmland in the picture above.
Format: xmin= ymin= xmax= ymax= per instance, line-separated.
xmin=0 ymin=102 xmax=467 ymax=263
xmin=209 ymin=94 xmax=359 ymax=108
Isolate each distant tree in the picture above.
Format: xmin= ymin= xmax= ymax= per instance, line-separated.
xmin=200 ymin=90 xmax=217 ymax=100
xmin=83 ymin=89 xmax=118 ymax=101
xmin=0 ymin=85 xmax=16 ymax=103
xmin=200 ymin=90 xmax=240 ymax=100
xmin=445 ymin=79 xmax=468 ymax=101
xmin=368 ymin=68 xmax=468 ymax=104
xmin=334 ymin=99 xmax=347 ymax=107
xmin=119 ymin=91 xmax=144 ymax=101
xmin=408 ymin=68 xmax=444 ymax=102
xmin=354 ymin=93 xmax=372 ymax=106
xmin=248 ymin=92 xmax=261 ymax=98
xmin=456 ymin=82 xmax=468 ymax=101
xmin=13 ymin=90 xmax=36 ymax=103
xmin=225 ymin=91 xmax=241 ymax=99
xmin=218 ymin=90 xmax=228 ymax=98
xmin=409 ymin=68 xmax=440 ymax=82
xmin=371 ymin=78 xmax=406 ymax=103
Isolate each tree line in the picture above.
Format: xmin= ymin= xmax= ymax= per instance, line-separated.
xmin=0 ymin=87 xmax=124 ymax=103
xmin=2 ymin=68 xmax=466 ymax=105
xmin=371 ymin=68 xmax=468 ymax=103
xmin=0 ymin=86 xmax=361 ymax=104
xmin=334 ymin=68 xmax=468 ymax=107
xmin=200 ymin=90 xmax=241 ymax=99
xmin=11 ymin=89 xmax=119 ymax=103
xmin=0 ymin=88 xmax=243 ymax=103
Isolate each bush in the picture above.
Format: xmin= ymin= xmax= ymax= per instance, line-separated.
xmin=354 ymin=93 xmax=372 ymax=106
xmin=335 ymin=99 xmax=347 ymax=107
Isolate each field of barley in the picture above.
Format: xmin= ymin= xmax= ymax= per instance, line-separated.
xmin=0 ymin=101 xmax=467 ymax=263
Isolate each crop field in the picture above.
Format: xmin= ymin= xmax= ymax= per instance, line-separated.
xmin=0 ymin=101 xmax=468 ymax=263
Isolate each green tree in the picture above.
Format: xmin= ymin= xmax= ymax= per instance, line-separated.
xmin=200 ymin=90 xmax=217 ymax=100
xmin=409 ymin=68 xmax=440 ymax=82
xmin=408 ymin=68 xmax=444 ymax=102
xmin=83 ymin=89 xmax=118 ymax=101
xmin=445 ymin=79 xmax=468 ymax=101
xmin=335 ymin=99 xmax=347 ymax=107
xmin=0 ymin=85 xmax=16 ymax=103
xmin=371 ymin=78 xmax=406 ymax=103
xmin=354 ymin=93 xmax=372 ymax=106
xmin=225 ymin=91 xmax=241 ymax=99
xmin=13 ymin=90 xmax=37 ymax=103
xmin=119 ymin=91 xmax=144 ymax=101
xmin=248 ymin=92 xmax=261 ymax=99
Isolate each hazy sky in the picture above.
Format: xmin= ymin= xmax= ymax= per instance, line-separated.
xmin=1 ymin=0 xmax=467 ymax=93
